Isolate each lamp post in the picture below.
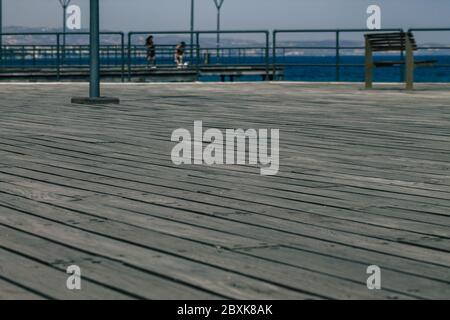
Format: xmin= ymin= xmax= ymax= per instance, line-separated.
xmin=213 ymin=0 xmax=224 ymax=59
xmin=71 ymin=0 xmax=119 ymax=104
xmin=89 ymin=0 xmax=100 ymax=98
xmin=190 ymin=0 xmax=194 ymax=58
xmin=58 ymin=0 xmax=71 ymax=62
xmin=0 ymin=0 xmax=3 ymax=64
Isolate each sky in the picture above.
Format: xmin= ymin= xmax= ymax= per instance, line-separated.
xmin=3 ymin=0 xmax=450 ymax=32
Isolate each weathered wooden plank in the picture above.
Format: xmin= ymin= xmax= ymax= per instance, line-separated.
xmin=0 ymin=278 xmax=44 ymax=300
xmin=1 ymin=166 xmax=449 ymax=266
xmin=32 ymin=194 xmax=450 ymax=283
xmin=0 ymin=206 xmax=313 ymax=299
xmin=0 ymin=248 xmax=131 ymax=300
xmin=1 ymin=82 xmax=450 ymax=300
xmin=2 ymin=163 xmax=449 ymax=254
xmin=235 ymin=246 xmax=450 ymax=300
xmin=0 ymin=191 xmax=410 ymax=299
xmin=0 ymin=225 xmax=221 ymax=300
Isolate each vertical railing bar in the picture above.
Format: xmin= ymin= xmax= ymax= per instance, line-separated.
xmin=265 ymin=31 xmax=270 ymax=81
xmin=121 ymin=33 xmax=125 ymax=82
xmin=56 ymin=33 xmax=61 ymax=81
xmin=127 ymin=33 xmax=132 ymax=82
xmin=273 ymin=31 xmax=277 ymax=81
xmin=21 ymin=45 xmax=25 ymax=68
xmin=196 ymin=32 xmax=200 ymax=81
xmin=336 ymin=30 xmax=340 ymax=82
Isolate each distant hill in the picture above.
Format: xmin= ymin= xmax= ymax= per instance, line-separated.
xmin=2 ymin=26 xmax=449 ymax=55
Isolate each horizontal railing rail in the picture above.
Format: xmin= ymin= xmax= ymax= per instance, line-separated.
xmin=273 ymin=28 xmax=404 ymax=82
xmin=127 ymin=30 xmax=271 ymax=81
xmin=408 ymin=28 xmax=450 ymax=70
xmin=1 ymin=28 xmax=449 ymax=83
xmin=194 ymin=30 xmax=270 ymax=80
xmin=0 ymin=31 xmax=125 ymax=81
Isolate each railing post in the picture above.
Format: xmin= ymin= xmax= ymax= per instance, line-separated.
xmin=273 ymin=31 xmax=277 ymax=81
xmin=121 ymin=32 xmax=125 ymax=83
xmin=56 ymin=33 xmax=61 ymax=81
xmin=196 ymin=32 xmax=200 ymax=81
xmin=336 ymin=30 xmax=340 ymax=82
xmin=127 ymin=32 xmax=132 ymax=82
xmin=21 ymin=45 xmax=25 ymax=67
xmin=265 ymin=31 xmax=270 ymax=81
xmin=400 ymin=49 xmax=405 ymax=82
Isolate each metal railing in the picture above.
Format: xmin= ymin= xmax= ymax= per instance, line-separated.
xmin=273 ymin=28 xmax=403 ymax=82
xmin=408 ymin=28 xmax=450 ymax=83
xmin=194 ymin=30 xmax=270 ymax=80
xmin=1 ymin=28 xmax=450 ymax=83
xmin=128 ymin=30 xmax=270 ymax=81
xmin=0 ymin=31 xmax=125 ymax=81
xmin=1 ymin=45 xmax=124 ymax=66
xmin=127 ymin=31 xmax=195 ymax=81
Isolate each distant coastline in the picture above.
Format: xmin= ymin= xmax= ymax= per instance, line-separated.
xmin=2 ymin=26 xmax=450 ymax=56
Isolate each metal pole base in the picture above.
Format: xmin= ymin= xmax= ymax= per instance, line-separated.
xmin=71 ymin=96 xmax=120 ymax=105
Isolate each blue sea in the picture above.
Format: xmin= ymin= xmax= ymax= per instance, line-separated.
xmin=198 ymin=55 xmax=450 ymax=83
xmin=5 ymin=54 xmax=450 ymax=82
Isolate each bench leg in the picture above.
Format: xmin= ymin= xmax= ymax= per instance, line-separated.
xmin=365 ymin=66 xmax=373 ymax=89
xmin=365 ymin=40 xmax=373 ymax=89
xmin=405 ymin=62 xmax=414 ymax=90
xmin=405 ymin=38 xmax=414 ymax=90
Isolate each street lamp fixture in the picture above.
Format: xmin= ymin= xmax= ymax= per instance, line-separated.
xmin=190 ymin=0 xmax=195 ymax=58
xmin=58 ymin=0 xmax=71 ymax=60
xmin=213 ymin=0 xmax=225 ymax=58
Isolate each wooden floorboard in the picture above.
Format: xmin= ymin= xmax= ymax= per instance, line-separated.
xmin=0 ymin=82 xmax=449 ymax=299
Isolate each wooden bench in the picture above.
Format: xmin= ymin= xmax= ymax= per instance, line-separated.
xmin=365 ymin=32 xmax=437 ymax=90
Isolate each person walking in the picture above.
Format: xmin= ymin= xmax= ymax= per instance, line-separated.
xmin=175 ymin=42 xmax=186 ymax=68
xmin=146 ymin=35 xmax=156 ymax=68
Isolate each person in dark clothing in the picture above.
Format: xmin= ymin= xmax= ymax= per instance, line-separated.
xmin=146 ymin=35 xmax=156 ymax=68
xmin=175 ymin=42 xmax=186 ymax=68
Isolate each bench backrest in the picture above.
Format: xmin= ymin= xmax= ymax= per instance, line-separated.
xmin=365 ymin=32 xmax=418 ymax=52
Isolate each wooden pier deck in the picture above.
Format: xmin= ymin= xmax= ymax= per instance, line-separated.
xmin=0 ymin=82 xmax=449 ymax=300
